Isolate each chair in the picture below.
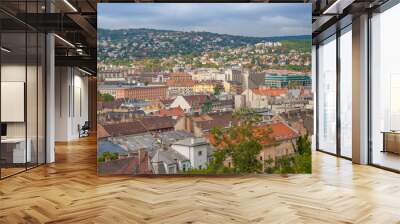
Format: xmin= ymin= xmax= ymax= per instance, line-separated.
xmin=79 ymin=121 xmax=90 ymax=138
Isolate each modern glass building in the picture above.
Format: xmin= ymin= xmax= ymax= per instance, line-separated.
xmin=264 ymin=74 xmax=312 ymax=88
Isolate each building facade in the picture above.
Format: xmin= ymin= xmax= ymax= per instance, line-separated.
xmin=264 ymin=74 xmax=312 ymax=88
xmin=115 ymin=85 xmax=168 ymax=100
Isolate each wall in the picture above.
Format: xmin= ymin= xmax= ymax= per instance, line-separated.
xmin=55 ymin=67 xmax=89 ymax=141
xmin=1 ymin=64 xmax=44 ymax=140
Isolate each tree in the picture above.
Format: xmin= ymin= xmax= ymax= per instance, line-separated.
xmin=293 ymin=133 xmax=312 ymax=173
xmin=208 ymin=108 xmax=274 ymax=174
xmin=97 ymin=151 xmax=119 ymax=162
xmin=97 ymin=92 xmax=115 ymax=102
xmin=273 ymin=134 xmax=312 ymax=174
xmin=213 ymin=86 xmax=221 ymax=96
xmin=297 ymin=133 xmax=311 ymax=155
xmin=201 ymin=100 xmax=213 ymax=113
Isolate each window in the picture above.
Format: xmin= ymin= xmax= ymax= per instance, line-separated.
xmin=317 ymin=34 xmax=337 ymax=154
xmin=370 ymin=3 xmax=400 ymax=171
xmin=198 ymin=150 xmax=202 ymax=156
xmin=339 ymin=26 xmax=352 ymax=158
xmin=168 ymin=166 xmax=176 ymax=174
xmin=0 ymin=3 xmax=46 ymax=179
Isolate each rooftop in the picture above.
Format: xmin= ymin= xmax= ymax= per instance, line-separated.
xmin=166 ymin=79 xmax=195 ymax=87
xmin=182 ymin=95 xmax=210 ymax=107
xmin=251 ymin=87 xmax=288 ymax=97
xmin=97 ymin=124 xmax=111 ymax=139
xmin=102 ymin=116 xmax=176 ymax=137
xmin=157 ymin=106 xmax=184 ymax=117
xmin=255 ymin=122 xmax=300 ymax=144
xmin=152 ymin=149 xmax=188 ymax=165
xmin=98 ymin=152 xmax=151 ymax=175
xmin=195 ymin=112 xmax=237 ymax=131
xmin=209 ymin=121 xmax=300 ymax=148
xmin=98 ymin=140 xmax=126 ymax=155
xmin=173 ymin=137 xmax=209 ymax=147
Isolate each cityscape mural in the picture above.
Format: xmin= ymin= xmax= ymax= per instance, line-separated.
xmin=97 ymin=3 xmax=313 ymax=175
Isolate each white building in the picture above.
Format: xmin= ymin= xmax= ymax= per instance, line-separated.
xmin=190 ymin=68 xmax=225 ymax=82
xmin=234 ymin=94 xmax=246 ymax=109
xmin=151 ymin=137 xmax=211 ymax=173
xmin=170 ymin=95 xmax=209 ymax=113
xmin=171 ymin=137 xmax=209 ymax=170
xmin=151 ymin=149 xmax=191 ymax=174
xmin=242 ymin=88 xmax=287 ymax=108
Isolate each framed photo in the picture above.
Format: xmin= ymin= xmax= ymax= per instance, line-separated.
xmin=97 ymin=3 xmax=312 ymax=175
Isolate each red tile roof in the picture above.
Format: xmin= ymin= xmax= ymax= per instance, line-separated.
xmin=251 ymin=88 xmax=288 ymax=97
xmin=256 ymin=122 xmax=300 ymax=143
xmin=157 ymin=106 xmax=184 ymax=117
xmin=209 ymin=122 xmax=299 ymax=148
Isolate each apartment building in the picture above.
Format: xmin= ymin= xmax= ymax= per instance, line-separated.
xmin=115 ymin=85 xmax=168 ymax=100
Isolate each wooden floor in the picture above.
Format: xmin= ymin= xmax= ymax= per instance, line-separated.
xmin=0 ymin=135 xmax=400 ymax=224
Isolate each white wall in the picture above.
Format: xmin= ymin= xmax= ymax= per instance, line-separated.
xmin=172 ymin=144 xmax=208 ymax=169
xmin=55 ymin=67 xmax=89 ymax=141
xmin=170 ymin=96 xmax=191 ymax=112
xmin=1 ymin=63 xmax=46 ymax=164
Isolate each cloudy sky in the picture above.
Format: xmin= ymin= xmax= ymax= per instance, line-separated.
xmin=98 ymin=3 xmax=311 ymax=37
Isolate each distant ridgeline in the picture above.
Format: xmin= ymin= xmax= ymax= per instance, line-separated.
xmin=97 ymin=28 xmax=311 ymax=63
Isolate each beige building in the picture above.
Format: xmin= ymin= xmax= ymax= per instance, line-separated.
xmin=241 ymin=87 xmax=288 ymax=109
xmin=193 ymin=82 xmax=216 ymax=94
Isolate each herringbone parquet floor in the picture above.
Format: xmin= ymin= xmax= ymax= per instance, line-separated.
xmin=1 ymin=135 xmax=400 ymax=224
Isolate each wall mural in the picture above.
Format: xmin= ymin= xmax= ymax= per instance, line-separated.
xmin=97 ymin=3 xmax=313 ymax=175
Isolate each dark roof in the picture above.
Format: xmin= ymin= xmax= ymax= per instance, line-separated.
xmin=195 ymin=112 xmax=237 ymax=131
xmin=98 ymin=153 xmax=152 ymax=175
xmin=139 ymin=116 xmax=176 ymax=131
xmin=102 ymin=116 xmax=176 ymax=137
xmin=103 ymin=120 xmax=146 ymax=136
xmin=183 ymin=95 xmax=209 ymax=107
xmin=160 ymin=99 xmax=174 ymax=106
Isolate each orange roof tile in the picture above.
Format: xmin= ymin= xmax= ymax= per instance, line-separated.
xmin=251 ymin=88 xmax=288 ymax=97
xmin=256 ymin=122 xmax=299 ymax=143
xmin=166 ymin=79 xmax=195 ymax=87
xmin=158 ymin=106 xmax=184 ymax=117
xmin=209 ymin=122 xmax=299 ymax=148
